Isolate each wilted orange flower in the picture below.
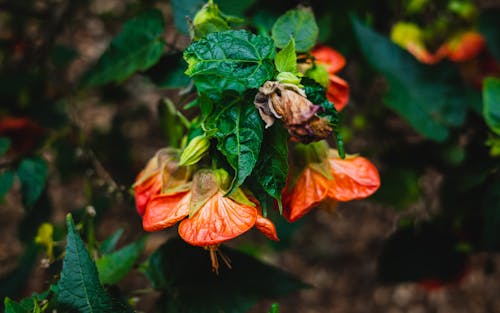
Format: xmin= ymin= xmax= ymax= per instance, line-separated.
xmin=141 ymin=169 xmax=278 ymax=246
xmin=310 ymin=45 xmax=350 ymax=111
xmin=283 ymin=147 xmax=380 ymax=222
xmin=437 ymin=31 xmax=485 ymax=62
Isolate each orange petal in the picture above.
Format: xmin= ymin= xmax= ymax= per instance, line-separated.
xmin=406 ymin=42 xmax=443 ymax=64
xmin=142 ymin=191 xmax=190 ymax=232
xmin=444 ymin=32 xmax=485 ymax=62
xmin=255 ymin=214 xmax=279 ymax=241
xmin=327 ymin=155 xmax=380 ymax=201
xmin=178 ymin=192 xmax=257 ymax=246
xmin=283 ymin=167 xmax=331 ymax=222
xmin=311 ymin=45 xmax=346 ymax=74
xmin=134 ymin=170 xmax=163 ymax=216
xmin=327 ymin=75 xmax=350 ymax=112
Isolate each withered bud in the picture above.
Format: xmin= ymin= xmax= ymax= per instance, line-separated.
xmin=254 ymin=81 xmax=332 ymax=143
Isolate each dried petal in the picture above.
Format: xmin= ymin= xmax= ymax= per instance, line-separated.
xmin=142 ymin=192 xmax=190 ymax=232
xmin=178 ymin=191 xmax=257 ymax=246
xmin=327 ymin=152 xmax=380 ymax=201
xmin=283 ymin=167 xmax=331 ymax=222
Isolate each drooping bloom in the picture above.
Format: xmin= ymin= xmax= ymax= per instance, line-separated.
xmin=140 ymin=169 xmax=278 ymax=245
xmin=283 ymin=143 xmax=380 ymax=222
xmin=310 ymin=45 xmax=350 ymax=111
xmin=133 ymin=148 xmax=188 ymax=216
xmin=254 ymin=81 xmax=332 ymax=143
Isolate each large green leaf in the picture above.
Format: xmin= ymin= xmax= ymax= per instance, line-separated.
xmin=271 ymin=8 xmax=318 ymax=52
xmin=82 ymin=9 xmax=165 ymax=87
xmin=483 ymin=77 xmax=500 ymax=135
xmin=171 ymin=0 xmax=205 ymax=34
xmin=207 ymin=94 xmax=263 ymax=190
xmin=56 ymin=215 xmax=115 ymax=313
xmin=96 ymin=237 xmax=146 ymax=285
xmin=17 ymin=157 xmax=48 ymax=208
xmin=184 ymin=30 xmax=275 ymax=96
xmin=143 ymin=238 xmax=308 ymax=313
xmin=352 ymin=17 xmax=467 ymax=142
xmin=250 ymin=124 xmax=288 ymax=213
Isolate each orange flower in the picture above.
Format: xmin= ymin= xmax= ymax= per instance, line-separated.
xmin=437 ymin=31 xmax=485 ymax=62
xmin=0 ymin=116 xmax=44 ymax=156
xmin=133 ymin=148 xmax=188 ymax=216
xmin=141 ymin=169 xmax=279 ymax=246
xmin=283 ymin=147 xmax=380 ymax=222
xmin=310 ymin=45 xmax=350 ymax=111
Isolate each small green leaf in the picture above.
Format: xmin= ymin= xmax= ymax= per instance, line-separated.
xmin=251 ymin=124 xmax=288 ymax=213
xmin=142 ymin=238 xmax=308 ymax=313
xmin=4 ymin=297 xmax=30 ymax=313
xmin=158 ymin=99 xmax=189 ymax=148
xmin=99 ymin=228 xmax=125 ymax=255
xmin=17 ymin=157 xmax=48 ymax=208
xmin=207 ymin=94 xmax=264 ymax=190
xmin=0 ymin=170 xmax=14 ymax=200
xmin=351 ymin=16 xmax=467 ymax=142
xmin=275 ymin=37 xmax=297 ymax=73
xmin=82 ymin=9 xmax=165 ymax=87
xmin=97 ymin=237 xmax=146 ymax=285
xmin=272 ymin=7 xmax=319 ymax=52
xmin=0 ymin=137 xmax=10 ymax=157
xmin=184 ymin=30 xmax=275 ymax=96
xmin=57 ymin=214 xmax=115 ymax=313
xmin=483 ymin=77 xmax=500 ymax=135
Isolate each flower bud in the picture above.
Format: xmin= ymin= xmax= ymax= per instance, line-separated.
xmin=179 ymin=135 xmax=210 ymax=166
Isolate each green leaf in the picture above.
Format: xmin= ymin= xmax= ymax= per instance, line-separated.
xmin=97 ymin=237 xmax=146 ymax=285
xmin=479 ymin=8 xmax=500 ymax=61
xmin=99 ymin=228 xmax=124 ymax=255
xmin=272 ymin=7 xmax=318 ymax=52
xmin=483 ymin=77 xmax=500 ymax=135
xmin=4 ymin=298 xmax=30 ymax=313
xmin=251 ymin=124 xmax=288 ymax=213
xmin=143 ymin=238 xmax=308 ymax=313
xmin=0 ymin=137 xmax=10 ymax=157
xmin=56 ymin=214 xmax=115 ymax=313
xmin=0 ymin=170 xmax=14 ymax=200
xmin=171 ymin=0 xmax=205 ymax=34
xmin=207 ymin=94 xmax=264 ymax=190
xmin=82 ymin=9 xmax=165 ymax=87
xmin=17 ymin=157 xmax=48 ymax=208
xmin=184 ymin=30 xmax=275 ymax=96
xmin=275 ymin=37 xmax=297 ymax=73
xmin=351 ymin=16 xmax=467 ymax=142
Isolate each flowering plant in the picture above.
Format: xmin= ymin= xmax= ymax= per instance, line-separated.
xmin=133 ymin=0 xmax=380 ymax=270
